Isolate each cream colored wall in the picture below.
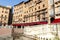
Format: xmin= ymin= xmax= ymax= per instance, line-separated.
xmin=13 ymin=3 xmax=25 ymax=24
xmin=23 ymin=0 xmax=49 ymax=23
xmin=55 ymin=2 xmax=60 ymax=19
xmin=0 ymin=7 xmax=10 ymax=25
xmin=13 ymin=0 xmax=51 ymax=24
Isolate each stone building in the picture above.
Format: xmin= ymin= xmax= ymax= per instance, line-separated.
xmin=0 ymin=6 xmax=13 ymax=26
xmin=12 ymin=0 xmax=60 ymax=40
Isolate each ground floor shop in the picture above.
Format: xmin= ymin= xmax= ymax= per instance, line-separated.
xmin=24 ymin=24 xmax=60 ymax=40
xmin=12 ymin=21 xmax=60 ymax=40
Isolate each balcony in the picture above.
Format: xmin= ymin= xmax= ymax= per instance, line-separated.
xmin=55 ymin=5 xmax=60 ymax=8
xmin=36 ymin=8 xmax=47 ymax=13
xmin=55 ymin=11 xmax=60 ymax=16
xmin=56 ymin=14 xmax=60 ymax=16
xmin=55 ymin=0 xmax=60 ymax=4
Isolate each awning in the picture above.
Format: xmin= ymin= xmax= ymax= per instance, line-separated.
xmin=51 ymin=18 xmax=60 ymax=24
xmin=12 ymin=21 xmax=48 ymax=26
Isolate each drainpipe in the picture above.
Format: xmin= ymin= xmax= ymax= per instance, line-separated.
xmin=52 ymin=0 xmax=59 ymax=40
xmin=56 ymin=24 xmax=59 ymax=40
xmin=12 ymin=26 xmax=15 ymax=40
xmin=53 ymin=0 xmax=60 ymax=40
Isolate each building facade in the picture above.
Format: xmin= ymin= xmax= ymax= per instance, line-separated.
xmin=48 ymin=0 xmax=60 ymax=23
xmin=12 ymin=0 xmax=60 ymax=40
xmin=13 ymin=0 xmax=49 ymax=24
xmin=13 ymin=0 xmax=60 ymax=25
xmin=0 ymin=6 xmax=12 ymax=26
xmin=54 ymin=0 xmax=60 ymax=19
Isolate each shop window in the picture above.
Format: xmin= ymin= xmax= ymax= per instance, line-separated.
xmin=18 ymin=26 xmax=21 ymax=28
xmin=22 ymin=26 xmax=24 ymax=28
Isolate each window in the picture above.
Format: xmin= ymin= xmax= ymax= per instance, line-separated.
xmin=21 ymin=14 xmax=22 ymax=16
xmin=1 ymin=15 xmax=3 ymax=18
xmin=55 ymin=2 xmax=58 ymax=4
xmin=27 ymin=11 xmax=28 ymax=13
xmin=4 ymin=18 xmax=6 ymax=20
xmin=43 ymin=18 xmax=45 ymax=20
xmin=35 ymin=16 xmax=37 ymax=21
xmin=31 ymin=17 xmax=33 ymax=22
xmin=5 ymin=11 xmax=8 ymax=13
xmin=29 ymin=10 xmax=30 ymax=12
xmin=18 ymin=26 xmax=21 ymax=28
xmin=35 ymin=8 xmax=36 ymax=10
xmin=4 ymin=15 xmax=7 ymax=20
xmin=43 ymin=4 xmax=45 ymax=7
xmin=25 ymin=18 xmax=28 ymax=21
xmin=38 ymin=6 xmax=40 ymax=9
xmin=32 ymin=9 xmax=33 ymax=11
xmin=22 ymin=26 xmax=24 ymax=28
xmin=5 ymin=15 xmax=7 ymax=18
xmin=2 ymin=11 xmax=4 ymax=13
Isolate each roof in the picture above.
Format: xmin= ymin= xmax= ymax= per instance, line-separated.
xmin=14 ymin=0 xmax=32 ymax=6
xmin=12 ymin=21 xmax=48 ymax=26
xmin=0 ymin=5 xmax=11 ymax=9
xmin=24 ymin=0 xmax=31 ymax=4
xmin=14 ymin=1 xmax=24 ymax=6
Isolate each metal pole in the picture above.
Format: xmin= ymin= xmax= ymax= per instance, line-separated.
xmin=56 ymin=24 xmax=58 ymax=36
xmin=56 ymin=24 xmax=59 ymax=40
xmin=12 ymin=26 xmax=15 ymax=40
xmin=52 ymin=0 xmax=59 ymax=40
xmin=52 ymin=0 xmax=55 ymax=17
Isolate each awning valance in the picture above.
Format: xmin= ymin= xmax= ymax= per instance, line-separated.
xmin=12 ymin=21 xmax=48 ymax=26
